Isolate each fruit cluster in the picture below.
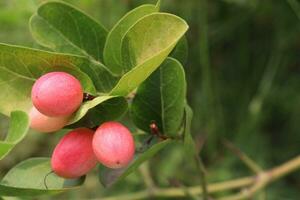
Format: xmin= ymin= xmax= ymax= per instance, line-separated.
xmin=29 ymin=72 xmax=135 ymax=178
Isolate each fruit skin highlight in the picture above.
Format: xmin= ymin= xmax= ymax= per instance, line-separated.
xmin=31 ymin=72 xmax=83 ymax=117
xmin=93 ymin=122 xmax=135 ymax=169
xmin=29 ymin=106 xmax=69 ymax=133
xmin=51 ymin=128 xmax=97 ymax=179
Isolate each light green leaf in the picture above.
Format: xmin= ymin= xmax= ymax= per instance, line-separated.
xmin=0 ymin=43 xmax=97 ymax=116
xmin=103 ymin=4 xmax=159 ymax=75
xmin=131 ymin=58 xmax=186 ymax=136
xmin=110 ymin=13 xmax=188 ymax=96
xmin=99 ymin=139 xmax=173 ymax=187
xmin=0 ymin=158 xmax=84 ymax=196
xmin=0 ymin=111 xmax=29 ymax=160
xmin=30 ymin=1 xmax=107 ymax=61
xmin=68 ymin=96 xmax=128 ymax=127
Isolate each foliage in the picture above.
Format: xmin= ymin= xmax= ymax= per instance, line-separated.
xmin=0 ymin=0 xmax=299 ymax=199
xmin=0 ymin=0 xmax=189 ymax=197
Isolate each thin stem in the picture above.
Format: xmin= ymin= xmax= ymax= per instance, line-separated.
xmin=139 ymin=162 xmax=156 ymax=193
xmin=43 ymin=171 xmax=54 ymax=190
xmin=223 ymin=139 xmax=262 ymax=173
xmin=194 ymin=155 xmax=209 ymax=200
xmin=98 ymin=155 xmax=300 ymax=200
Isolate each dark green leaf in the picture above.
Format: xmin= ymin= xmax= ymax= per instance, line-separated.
xmin=0 ymin=43 xmax=96 ymax=116
xmin=68 ymin=96 xmax=128 ymax=128
xmin=0 ymin=111 xmax=29 ymax=160
xmin=103 ymin=4 xmax=159 ymax=75
xmin=99 ymin=139 xmax=173 ymax=187
xmin=0 ymin=158 xmax=84 ymax=196
xmin=110 ymin=13 xmax=188 ymax=96
xmin=30 ymin=1 xmax=107 ymax=61
xmin=80 ymin=61 xmax=119 ymax=93
xmin=170 ymin=36 xmax=188 ymax=65
xmin=131 ymin=57 xmax=186 ymax=136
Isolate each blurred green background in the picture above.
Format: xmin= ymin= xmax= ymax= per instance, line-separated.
xmin=0 ymin=0 xmax=299 ymax=199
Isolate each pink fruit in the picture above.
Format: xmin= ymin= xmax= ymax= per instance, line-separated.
xmin=31 ymin=72 xmax=83 ymax=117
xmin=29 ymin=106 xmax=69 ymax=133
xmin=51 ymin=128 xmax=97 ymax=179
xmin=93 ymin=122 xmax=135 ymax=169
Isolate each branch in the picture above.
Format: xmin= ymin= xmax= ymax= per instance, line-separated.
xmin=98 ymin=155 xmax=300 ymax=200
xmin=223 ymin=139 xmax=263 ymax=173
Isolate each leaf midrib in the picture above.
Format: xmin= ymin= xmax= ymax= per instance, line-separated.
xmin=0 ymin=66 xmax=35 ymax=82
xmin=34 ymin=14 xmax=91 ymax=59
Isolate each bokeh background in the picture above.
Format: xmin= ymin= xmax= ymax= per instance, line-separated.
xmin=0 ymin=0 xmax=299 ymax=199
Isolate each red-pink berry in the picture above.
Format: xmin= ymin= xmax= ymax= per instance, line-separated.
xmin=29 ymin=106 xmax=69 ymax=133
xmin=31 ymin=72 xmax=83 ymax=117
xmin=93 ymin=122 xmax=135 ymax=169
xmin=51 ymin=128 xmax=97 ymax=179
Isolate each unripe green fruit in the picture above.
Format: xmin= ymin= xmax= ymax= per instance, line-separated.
xmin=31 ymin=72 xmax=83 ymax=117
xmin=29 ymin=106 xmax=69 ymax=133
xmin=51 ymin=128 xmax=97 ymax=179
xmin=93 ymin=122 xmax=135 ymax=169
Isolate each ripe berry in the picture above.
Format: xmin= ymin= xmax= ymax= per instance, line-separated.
xmin=93 ymin=122 xmax=135 ymax=169
xmin=51 ymin=128 xmax=97 ymax=179
xmin=29 ymin=106 xmax=69 ymax=133
xmin=31 ymin=72 xmax=83 ymax=117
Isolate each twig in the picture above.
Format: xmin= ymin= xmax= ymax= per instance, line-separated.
xmin=139 ymin=162 xmax=156 ymax=196
xmin=222 ymin=139 xmax=267 ymax=199
xmin=98 ymin=155 xmax=300 ymax=200
xmin=222 ymin=139 xmax=262 ymax=173
xmin=194 ymin=155 xmax=209 ymax=200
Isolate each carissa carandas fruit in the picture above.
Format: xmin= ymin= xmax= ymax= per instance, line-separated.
xmin=29 ymin=106 xmax=69 ymax=133
xmin=93 ymin=122 xmax=135 ymax=169
xmin=31 ymin=72 xmax=83 ymax=117
xmin=51 ymin=128 xmax=97 ymax=179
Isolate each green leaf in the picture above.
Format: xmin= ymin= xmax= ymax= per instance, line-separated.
xmin=30 ymin=1 xmax=107 ymax=61
xmin=0 ymin=158 xmax=84 ymax=196
xmin=103 ymin=4 xmax=159 ymax=75
xmin=170 ymin=36 xmax=188 ymax=65
xmin=0 ymin=43 xmax=97 ymax=116
xmin=99 ymin=139 xmax=173 ymax=187
xmin=110 ymin=13 xmax=188 ymax=96
xmin=0 ymin=111 xmax=29 ymax=160
xmin=68 ymin=96 xmax=128 ymax=128
xmin=131 ymin=57 xmax=186 ymax=136
xmin=183 ymin=103 xmax=196 ymax=156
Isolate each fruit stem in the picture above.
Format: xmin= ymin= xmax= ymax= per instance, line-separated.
xmin=43 ymin=170 xmax=54 ymax=190
xmin=83 ymin=93 xmax=96 ymax=102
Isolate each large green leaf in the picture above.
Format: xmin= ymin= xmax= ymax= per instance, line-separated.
xmin=0 ymin=43 xmax=97 ymax=116
xmin=29 ymin=1 xmax=118 ymax=93
xmin=131 ymin=57 xmax=186 ymax=136
xmin=0 ymin=158 xmax=84 ymax=196
xmin=98 ymin=139 xmax=173 ymax=187
xmin=29 ymin=1 xmax=107 ymax=61
xmin=109 ymin=13 xmax=188 ymax=96
xmin=103 ymin=4 xmax=160 ymax=75
xmin=68 ymin=96 xmax=128 ymax=127
xmin=0 ymin=111 xmax=29 ymax=160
